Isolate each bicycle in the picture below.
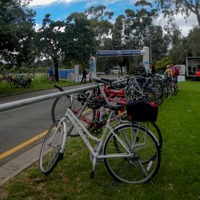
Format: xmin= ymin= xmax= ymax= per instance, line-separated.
xmin=92 ymin=78 xmax=163 ymax=149
xmin=39 ymin=90 xmax=161 ymax=184
xmin=51 ymin=80 xmax=163 ymax=149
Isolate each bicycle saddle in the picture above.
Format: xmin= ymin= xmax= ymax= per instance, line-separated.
xmin=100 ymin=78 xmax=117 ymax=84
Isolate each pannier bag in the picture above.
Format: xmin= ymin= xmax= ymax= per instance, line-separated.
xmin=126 ymin=101 xmax=158 ymax=122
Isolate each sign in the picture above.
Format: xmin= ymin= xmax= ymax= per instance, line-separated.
xmin=96 ymin=50 xmax=141 ymax=57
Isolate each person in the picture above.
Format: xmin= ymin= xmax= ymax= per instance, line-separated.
xmin=195 ymin=68 xmax=200 ymax=80
xmin=118 ymin=69 xmax=121 ymax=78
xmin=164 ymin=65 xmax=172 ymax=82
xmin=135 ymin=62 xmax=146 ymax=76
xmin=88 ymin=71 xmax=92 ymax=82
xmin=81 ymin=68 xmax=87 ymax=83
xmin=196 ymin=69 xmax=200 ymax=76
xmin=149 ymin=63 xmax=156 ymax=75
xmin=171 ymin=63 xmax=178 ymax=84
xmin=48 ymin=67 xmax=53 ymax=82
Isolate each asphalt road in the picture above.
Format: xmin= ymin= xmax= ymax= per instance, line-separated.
xmin=0 ymin=84 xmax=92 ymax=166
xmin=0 ymin=75 xmax=121 ymax=166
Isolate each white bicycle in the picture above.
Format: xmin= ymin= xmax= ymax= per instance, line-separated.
xmin=39 ymin=86 xmax=161 ymax=184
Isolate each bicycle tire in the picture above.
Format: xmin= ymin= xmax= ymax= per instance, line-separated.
xmin=51 ymin=95 xmax=73 ymax=123
xmin=24 ymin=80 xmax=31 ymax=88
xmin=145 ymin=122 xmax=162 ymax=149
xmin=27 ymin=72 xmax=34 ymax=79
xmin=39 ymin=121 xmax=66 ymax=175
xmin=104 ymin=124 xmax=161 ymax=184
xmin=10 ymin=79 xmax=17 ymax=88
xmin=144 ymin=81 xmax=163 ymax=101
xmin=41 ymin=74 xmax=48 ymax=81
xmin=51 ymin=94 xmax=96 ymax=137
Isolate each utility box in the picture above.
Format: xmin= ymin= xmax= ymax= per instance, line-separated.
xmin=185 ymin=57 xmax=200 ymax=78
xmin=176 ymin=64 xmax=186 ymax=82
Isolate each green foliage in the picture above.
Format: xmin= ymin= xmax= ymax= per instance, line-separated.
xmin=0 ymin=0 xmax=36 ymax=67
xmin=64 ymin=12 xmax=95 ymax=65
xmin=186 ymin=26 xmax=200 ymax=57
xmin=155 ymin=0 xmax=200 ymax=26
xmin=156 ymin=57 xmax=172 ymax=71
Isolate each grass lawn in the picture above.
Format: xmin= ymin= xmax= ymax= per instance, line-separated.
xmin=0 ymin=73 xmax=80 ymax=97
xmin=0 ymin=80 xmax=200 ymax=200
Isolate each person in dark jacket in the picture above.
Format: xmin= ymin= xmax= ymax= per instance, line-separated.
xmin=149 ymin=63 xmax=156 ymax=75
xmin=81 ymin=68 xmax=87 ymax=83
xmin=135 ymin=62 xmax=146 ymax=75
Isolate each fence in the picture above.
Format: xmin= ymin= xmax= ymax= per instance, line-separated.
xmin=0 ymin=78 xmax=125 ymax=112
xmin=0 ymin=84 xmax=97 ymax=112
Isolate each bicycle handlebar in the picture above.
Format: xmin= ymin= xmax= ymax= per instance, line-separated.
xmin=54 ymin=85 xmax=64 ymax=91
xmin=92 ymin=77 xmax=109 ymax=85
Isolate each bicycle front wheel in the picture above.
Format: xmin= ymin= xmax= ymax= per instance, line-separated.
xmin=39 ymin=121 xmax=66 ymax=175
xmin=104 ymin=124 xmax=161 ymax=184
xmin=41 ymin=74 xmax=48 ymax=80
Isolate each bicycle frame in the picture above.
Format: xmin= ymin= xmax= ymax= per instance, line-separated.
xmin=59 ymin=107 xmax=133 ymax=172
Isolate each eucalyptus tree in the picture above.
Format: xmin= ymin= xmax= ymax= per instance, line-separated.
xmin=186 ymin=26 xmax=200 ymax=57
xmin=0 ymin=0 xmax=36 ymax=68
xmin=84 ymin=6 xmax=114 ymax=72
xmin=155 ymin=0 xmax=200 ymax=26
xmin=85 ymin=5 xmax=114 ymax=49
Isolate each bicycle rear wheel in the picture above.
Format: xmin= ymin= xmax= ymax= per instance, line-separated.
xmin=104 ymin=124 xmax=161 ymax=184
xmin=39 ymin=121 xmax=66 ymax=175
xmin=51 ymin=95 xmax=72 ymax=123
xmin=140 ymin=122 xmax=162 ymax=149
xmin=51 ymin=94 xmax=96 ymax=137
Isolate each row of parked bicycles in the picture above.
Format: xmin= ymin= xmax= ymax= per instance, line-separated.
xmin=0 ymin=71 xmax=34 ymax=88
xmin=39 ymin=73 xmax=178 ymax=184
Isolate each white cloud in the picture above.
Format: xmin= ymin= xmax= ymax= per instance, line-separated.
xmin=29 ymin=0 xmax=198 ymax=37
xmin=155 ymin=13 xmax=198 ymax=37
xmin=176 ymin=13 xmax=198 ymax=36
xmin=29 ymin=0 xmax=75 ymax=7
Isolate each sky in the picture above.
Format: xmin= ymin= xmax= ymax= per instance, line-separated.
xmin=28 ymin=0 xmax=198 ymax=37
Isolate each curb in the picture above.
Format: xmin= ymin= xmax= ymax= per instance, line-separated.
xmin=0 ymin=143 xmax=42 ymax=186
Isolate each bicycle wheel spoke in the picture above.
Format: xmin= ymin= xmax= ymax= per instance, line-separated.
xmin=104 ymin=124 xmax=161 ymax=184
xmin=39 ymin=121 xmax=65 ymax=175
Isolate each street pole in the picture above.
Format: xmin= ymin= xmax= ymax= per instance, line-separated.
xmin=150 ymin=40 xmax=152 ymax=63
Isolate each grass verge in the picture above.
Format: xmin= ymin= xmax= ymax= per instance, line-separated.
xmin=0 ymin=81 xmax=200 ymax=200
xmin=0 ymin=73 xmax=80 ymax=97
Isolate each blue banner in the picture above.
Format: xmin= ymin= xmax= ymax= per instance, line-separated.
xmin=96 ymin=50 xmax=141 ymax=57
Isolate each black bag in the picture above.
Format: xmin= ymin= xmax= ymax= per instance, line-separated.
xmin=126 ymin=101 xmax=158 ymax=122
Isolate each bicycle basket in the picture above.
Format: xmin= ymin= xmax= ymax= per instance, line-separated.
xmin=126 ymin=101 xmax=158 ymax=122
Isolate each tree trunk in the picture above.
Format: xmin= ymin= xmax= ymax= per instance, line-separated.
xmin=54 ymin=62 xmax=59 ymax=81
xmin=53 ymin=57 xmax=59 ymax=81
